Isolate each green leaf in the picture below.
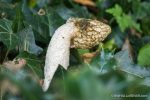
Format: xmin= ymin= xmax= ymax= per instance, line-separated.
xmin=140 ymin=77 xmax=150 ymax=87
xmin=69 ymin=0 xmax=91 ymax=18
xmin=46 ymin=8 xmax=65 ymax=36
xmin=12 ymin=4 xmax=25 ymax=32
xmin=18 ymin=26 xmax=43 ymax=55
xmin=26 ymin=14 xmax=50 ymax=43
xmin=20 ymin=1 xmax=50 ymax=43
xmin=103 ymin=39 xmax=116 ymax=50
xmin=77 ymin=49 xmax=89 ymax=55
xmin=100 ymin=49 xmax=116 ymax=70
xmin=37 ymin=0 xmax=49 ymax=7
xmin=132 ymin=1 xmax=150 ymax=19
xmin=141 ymin=17 xmax=150 ymax=35
xmin=17 ymin=52 xmax=43 ymax=79
xmin=90 ymin=49 xmax=116 ymax=72
xmin=106 ymin=4 xmax=141 ymax=32
xmin=55 ymin=4 xmax=77 ymax=20
xmin=0 ymin=19 xmax=19 ymax=50
xmin=114 ymin=50 xmax=150 ymax=78
xmin=106 ymin=4 xmax=123 ymax=17
xmin=0 ymin=69 xmax=49 ymax=100
xmin=0 ymin=1 xmax=15 ymax=19
xmin=138 ymin=44 xmax=150 ymax=67
xmin=64 ymin=68 xmax=115 ymax=100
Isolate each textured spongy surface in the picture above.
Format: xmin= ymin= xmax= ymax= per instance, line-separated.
xmin=67 ymin=18 xmax=111 ymax=49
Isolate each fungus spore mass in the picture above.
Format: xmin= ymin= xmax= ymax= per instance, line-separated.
xmin=68 ymin=18 xmax=111 ymax=49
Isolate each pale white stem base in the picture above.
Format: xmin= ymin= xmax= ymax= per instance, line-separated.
xmin=42 ymin=22 xmax=77 ymax=91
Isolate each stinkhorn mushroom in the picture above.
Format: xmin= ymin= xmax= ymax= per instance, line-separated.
xmin=43 ymin=18 xmax=111 ymax=91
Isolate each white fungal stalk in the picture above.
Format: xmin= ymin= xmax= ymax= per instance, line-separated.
xmin=42 ymin=22 xmax=77 ymax=91
xmin=43 ymin=18 xmax=111 ymax=91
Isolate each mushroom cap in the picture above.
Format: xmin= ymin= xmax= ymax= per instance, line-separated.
xmin=67 ymin=18 xmax=111 ymax=49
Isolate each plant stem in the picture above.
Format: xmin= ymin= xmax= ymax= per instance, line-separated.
xmin=3 ymin=49 xmax=10 ymax=62
xmin=0 ymin=87 xmax=2 ymax=100
xmin=61 ymin=67 xmax=66 ymax=94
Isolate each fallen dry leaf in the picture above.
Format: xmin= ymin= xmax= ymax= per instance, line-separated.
xmin=74 ymin=0 xmax=95 ymax=6
xmin=0 ymin=80 xmax=19 ymax=96
xmin=39 ymin=79 xmax=44 ymax=86
xmin=81 ymin=51 xmax=99 ymax=63
xmin=130 ymin=28 xmax=141 ymax=38
xmin=3 ymin=58 xmax=26 ymax=72
xmin=122 ymin=37 xmax=134 ymax=61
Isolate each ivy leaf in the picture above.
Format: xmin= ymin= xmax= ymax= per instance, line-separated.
xmin=141 ymin=17 xmax=150 ymax=35
xmin=21 ymin=1 xmax=49 ymax=43
xmin=0 ymin=1 xmax=15 ymax=19
xmin=0 ymin=19 xmax=19 ymax=50
xmin=16 ymin=52 xmax=43 ymax=79
xmin=18 ymin=26 xmax=43 ymax=55
xmin=106 ymin=4 xmax=141 ymax=32
xmin=0 ymin=69 xmax=46 ymax=100
xmin=132 ymin=1 xmax=150 ymax=19
xmin=141 ymin=77 xmax=150 ymax=86
xmin=114 ymin=50 xmax=150 ymax=78
xmin=46 ymin=8 xmax=65 ymax=36
xmin=55 ymin=5 xmax=77 ymax=20
xmin=103 ymin=39 xmax=116 ymax=50
xmin=106 ymin=4 xmax=122 ymax=17
xmin=26 ymin=14 xmax=50 ymax=43
xmin=12 ymin=5 xmax=25 ymax=32
xmin=99 ymin=49 xmax=116 ymax=71
xmin=138 ymin=44 xmax=150 ymax=67
xmin=90 ymin=49 xmax=116 ymax=72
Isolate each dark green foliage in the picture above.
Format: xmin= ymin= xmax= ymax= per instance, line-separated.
xmin=0 ymin=19 xmax=19 ymax=50
xmin=138 ymin=44 xmax=150 ymax=67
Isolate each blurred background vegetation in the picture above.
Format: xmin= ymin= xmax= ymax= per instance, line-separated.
xmin=0 ymin=0 xmax=150 ymax=100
